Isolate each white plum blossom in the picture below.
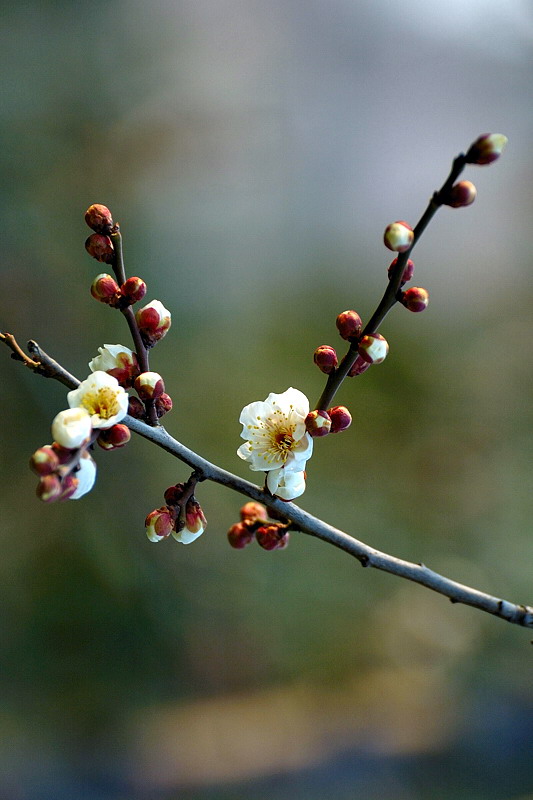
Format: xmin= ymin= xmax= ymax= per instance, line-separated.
xmin=70 ymin=452 xmax=97 ymax=500
xmin=237 ymin=387 xmax=313 ymax=500
xmin=67 ymin=371 xmax=129 ymax=430
xmin=51 ymin=407 xmax=92 ymax=449
xmin=267 ymin=468 xmax=306 ymax=501
xmin=89 ymin=343 xmax=135 ymax=372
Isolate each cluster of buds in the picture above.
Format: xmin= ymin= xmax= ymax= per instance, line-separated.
xmin=227 ymin=501 xmax=290 ymax=551
xmin=90 ymin=273 xmax=147 ymax=309
xmin=30 ymin=370 xmax=131 ymax=502
xmin=313 ymin=308 xmax=390 ymax=385
xmin=85 ymin=205 xmax=171 ymax=345
xmin=305 ymin=405 xmax=352 ymax=438
xmin=145 ymin=481 xmax=207 ymax=545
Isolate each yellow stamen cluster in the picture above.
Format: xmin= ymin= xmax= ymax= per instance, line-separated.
xmin=81 ymin=387 xmax=122 ymax=419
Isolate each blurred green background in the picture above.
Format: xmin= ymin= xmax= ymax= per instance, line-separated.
xmin=1 ymin=1 xmax=533 ymax=798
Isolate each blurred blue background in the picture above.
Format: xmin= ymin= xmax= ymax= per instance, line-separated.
xmin=1 ymin=1 xmax=533 ymax=798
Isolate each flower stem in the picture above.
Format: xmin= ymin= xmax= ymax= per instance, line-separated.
xmin=110 ymin=229 xmax=159 ymax=426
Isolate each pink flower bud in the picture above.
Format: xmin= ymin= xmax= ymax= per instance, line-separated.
xmin=256 ymin=524 xmax=289 ymax=551
xmin=90 ymin=273 xmax=120 ymax=303
xmin=120 ymin=277 xmax=147 ymax=305
xmin=348 ymin=356 xmax=371 ymax=377
xmin=240 ymin=501 xmax=268 ymax=522
xmin=84 ymin=204 xmax=114 ymax=234
xmin=57 ymin=473 xmax=80 ymax=501
xmin=134 ymin=371 xmax=165 ymax=401
xmin=358 ymin=333 xmax=389 ymax=365
xmin=314 ymin=345 xmax=338 ymax=374
xmin=97 ymin=423 xmax=131 ymax=450
xmin=155 ymin=392 xmax=173 ymax=418
xmin=37 ymin=474 xmax=62 ymax=503
xmin=145 ymin=506 xmax=174 ymax=542
xmin=466 ymin=133 xmax=507 ymax=166
xmin=127 ymin=397 xmax=145 ymax=419
xmin=135 ymin=300 xmax=171 ymax=347
xmin=442 ymin=180 xmax=477 ymax=208
xmin=383 ymin=221 xmax=414 ymax=253
xmin=30 ymin=446 xmax=60 ymax=476
xmin=185 ymin=498 xmax=207 ymax=534
xmin=388 ymin=258 xmax=415 ymax=285
xmin=328 ymin=405 xmax=352 ymax=433
xmin=227 ymin=521 xmax=255 ymax=549
xmin=305 ymin=409 xmax=332 ymax=437
xmin=336 ymin=310 xmax=362 ymax=340
xmin=85 ymin=233 xmax=114 ymax=264
xmin=172 ymin=498 xmax=207 ymax=544
xmin=401 ymin=286 xmax=429 ymax=312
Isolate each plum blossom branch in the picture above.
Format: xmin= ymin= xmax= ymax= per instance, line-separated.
xmin=4 ymin=336 xmax=532 ymax=630
xmin=315 ymin=141 xmax=499 ymax=412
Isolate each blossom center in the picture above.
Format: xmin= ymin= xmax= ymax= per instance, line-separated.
xmin=275 ymin=432 xmax=294 ymax=453
xmin=81 ymin=387 xmax=121 ymax=419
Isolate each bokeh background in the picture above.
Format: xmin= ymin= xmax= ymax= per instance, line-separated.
xmin=1 ymin=1 xmax=533 ymax=798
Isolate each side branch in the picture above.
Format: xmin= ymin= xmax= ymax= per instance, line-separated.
xmin=5 ymin=338 xmax=532 ymax=630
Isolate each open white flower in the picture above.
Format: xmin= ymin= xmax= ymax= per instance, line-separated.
xmin=70 ymin=452 xmax=97 ymax=500
xmin=267 ymin=468 xmax=306 ymax=501
xmin=237 ymin=387 xmax=313 ymax=474
xmin=67 ymin=371 xmax=129 ymax=430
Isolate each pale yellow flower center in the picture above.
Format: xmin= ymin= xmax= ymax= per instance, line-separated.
xmin=247 ymin=405 xmax=299 ymax=464
xmin=81 ymin=387 xmax=121 ymax=419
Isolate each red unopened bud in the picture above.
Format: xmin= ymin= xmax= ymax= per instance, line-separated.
xmin=97 ymin=423 xmax=131 ymax=450
xmin=30 ymin=446 xmax=60 ymax=476
xmin=145 ymin=506 xmax=174 ymax=542
xmin=37 ymin=474 xmax=62 ymax=503
xmin=314 ymin=345 xmax=338 ymax=374
xmin=256 ymin=524 xmax=290 ymax=551
xmin=388 ymin=258 xmax=415 ymax=285
xmin=305 ymin=409 xmax=332 ymax=437
xmin=127 ymin=396 xmax=145 ymax=419
xmin=383 ymin=221 xmax=414 ymax=253
xmin=240 ymin=501 xmax=268 ymax=522
xmin=90 ymin=273 xmax=120 ymax=303
xmin=348 ymin=356 xmax=371 ymax=377
xmin=442 ymin=180 xmax=477 ymax=208
xmin=51 ymin=442 xmax=75 ymax=464
xmin=85 ymin=233 xmax=115 ymax=264
xmin=164 ymin=483 xmax=186 ymax=506
xmin=358 ymin=333 xmax=389 ymax=364
xmin=336 ymin=310 xmax=362 ymax=340
xmin=466 ymin=133 xmax=507 ymax=166
xmin=328 ymin=405 xmax=352 ymax=433
xmin=120 ymin=277 xmax=147 ymax=305
xmin=227 ymin=521 xmax=255 ymax=549
xmin=84 ymin=204 xmax=114 ymax=234
xmin=155 ymin=393 xmax=173 ymax=418
xmin=135 ymin=300 xmax=171 ymax=347
xmin=401 ymin=286 xmax=429 ymax=312
xmin=134 ymin=371 xmax=165 ymax=401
